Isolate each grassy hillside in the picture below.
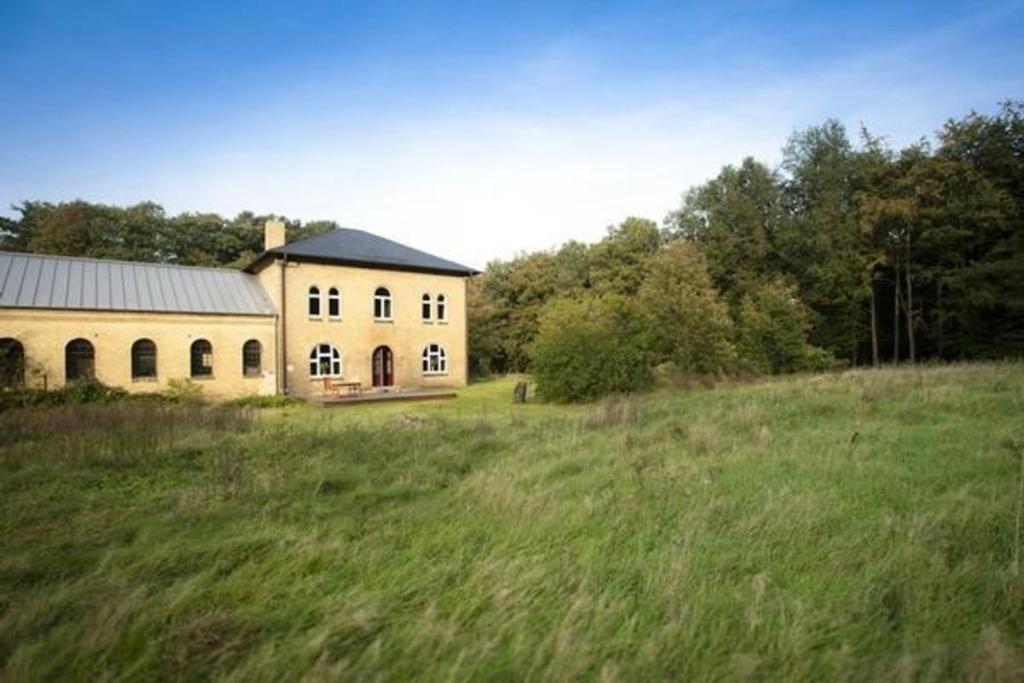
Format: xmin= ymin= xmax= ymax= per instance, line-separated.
xmin=2 ymin=363 xmax=1023 ymax=681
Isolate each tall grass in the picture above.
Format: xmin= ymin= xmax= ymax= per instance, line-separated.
xmin=1 ymin=362 xmax=1023 ymax=680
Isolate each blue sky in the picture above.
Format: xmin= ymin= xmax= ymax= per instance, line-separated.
xmin=1 ymin=1 xmax=1022 ymax=267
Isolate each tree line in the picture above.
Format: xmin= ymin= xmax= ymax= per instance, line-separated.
xmin=1 ymin=101 xmax=1021 ymax=399
xmin=0 ymin=203 xmax=335 ymax=268
xmin=469 ymin=101 xmax=1023 ymax=397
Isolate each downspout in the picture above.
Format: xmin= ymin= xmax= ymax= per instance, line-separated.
xmin=281 ymin=254 xmax=289 ymax=394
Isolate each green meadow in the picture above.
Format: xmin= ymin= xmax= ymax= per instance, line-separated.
xmin=2 ymin=363 xmax=1023 ymax=681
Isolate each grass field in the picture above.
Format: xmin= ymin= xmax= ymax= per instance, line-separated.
xmin=2 ymin=363 xmax=1024 ymax=681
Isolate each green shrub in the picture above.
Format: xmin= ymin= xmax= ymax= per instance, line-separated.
xmin=530 ymin=296 xmax=653 ymax=403
xmin=225 ymin=394 xmax=302 ymax=408
xmin=163 ymin=378 xmax=204 ymax=403
xmin=638 ymin=242 xmax=737 ymax=374
xmin=0 ymin=379 xmax=129 ymax=413
xmin=734 ymin=280 xmax=841 ymax=374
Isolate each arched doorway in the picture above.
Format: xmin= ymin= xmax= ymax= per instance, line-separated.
xmin=0 ymin=338 xmax=25 ymax=388
xmin=372 ymin=345 xmax=393 ymax=387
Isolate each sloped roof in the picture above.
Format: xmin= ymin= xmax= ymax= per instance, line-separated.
xmin=0 ymin=251 xmax=275 ymax=316
xmin=252 ymin=228 xmax=477 ymax=276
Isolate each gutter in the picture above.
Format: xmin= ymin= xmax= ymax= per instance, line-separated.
xmin=281 ymin=253 xmax=288 ymax=395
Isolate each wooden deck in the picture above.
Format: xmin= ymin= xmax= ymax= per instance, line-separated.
xmin=312 ymin=389 xmax=458 ymax=407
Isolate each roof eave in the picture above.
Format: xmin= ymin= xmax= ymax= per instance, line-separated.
xmin=245 ymin=251 xmax=479 ymax=277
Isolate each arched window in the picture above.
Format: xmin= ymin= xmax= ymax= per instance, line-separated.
xmin=328 ymin=287 xmax=341 ymax=319
xmin=242 ymin=340 xmax=261 ymax=376
xmin=421 ymin=293 xmax=432 ymax=320
xmin=309 ymin=343 xmax=342 ymax=378
xmin=436 ymin=294 xmax=447 ymax=321
xmin=0 ymin=338 xmax=25 ymax=388
xmin=65 ymin=338 xmax=95 ymax=382
xmin=421 ymin=344 xmax=448 ymax=375
xmin=374 ymin=287 xmax=392 ymax=320
xmin=308 ymin=286 xmax=321 ymax=317
xmin=190 ymin=339 xmax=213 ymax=377
xmin=131 ymin=339 xmax=157 ymax=379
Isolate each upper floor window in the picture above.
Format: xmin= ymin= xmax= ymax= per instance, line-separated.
xmin=191 ymin=339 xmax=213 ymax=378
xmin=374 ymin=287 xmax=392 ymax=320
xmin=422 ymin=344 xmax=448 ymax=375
xmin=0 ymin=338 xmax=25 ymax=388
xmin=65 ymin=338 xmax=95 ymax=382
xmin=131 ymin=339 xmax=157 ymax=380
xmin=328 ymin=287 xmax=341 ymax=319
xmin=421 ymin=293 xmax=432 ymax=321
xmin=436 ymin=294 xmax=447 ymax=321
xmin=243 ymin=340 xmax=262 ymax=376
xmin=309 ymin=343 xmax=342 ymax=378
xmin=308 ymin=286 xmax=321 ymax=317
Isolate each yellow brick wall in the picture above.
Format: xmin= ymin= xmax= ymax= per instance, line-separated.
xmin=0 ymin=309 xmax=277 ymax=399
xmin=254 ymin=259 xmax=468 ymax=398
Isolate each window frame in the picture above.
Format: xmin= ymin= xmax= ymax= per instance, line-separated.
xmin=436 ymin=294 xmax=447 ymax=322
xmin=308 ymin=285 xmax=322 ymax=319
xmin=308 ymin=343 xmax=343 ymax=379
xmin=421 ymin=343 xmax=448 ymax=376
xmin=327 ymin=287 xmax=342 ymax=320
xmin=373 ymin=287 xmax=393 ymax=321
xmin=421 ymin=293 xmax=432 ymax=322
xmin=0 ymin=337 xmax=26 ymax=388
xmin=242 ymin=339 xmax=262 ymax=377
xmin=131 ymin=338 xmax=158 ymax=381
xmin=65 ymin=338 xmax=95 ymax=382
xmin=190 ymin=339 xmax=214 ymax=379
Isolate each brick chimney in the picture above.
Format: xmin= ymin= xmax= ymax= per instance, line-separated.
xmin=264 ymin=218 xmax=286 ymax=251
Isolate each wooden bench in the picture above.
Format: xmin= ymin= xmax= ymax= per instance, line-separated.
xmin=323 ymin=378 xmax=361 ymax=396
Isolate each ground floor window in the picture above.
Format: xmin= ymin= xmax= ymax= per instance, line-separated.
xmin=422 ymin=344 xmax=447 ymax=375
xmin=309 ymin=343 xmax=342 ymax=378
xmin=243 ymin=340 xmax=262 ymax=376
xmin=0 ymin=338 xmax=25 ymax=388
xmin=65 ymin=338 xmax=95 ymax=381
xmin=131 ymin=339 xmax=157 ymax=379
xmin=191 ymin=339 xmax=213 ymax=377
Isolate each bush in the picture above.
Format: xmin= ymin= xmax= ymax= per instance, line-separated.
xmin=734 ymin=280 xmax=841 ymax=374
xmin=530 ymin=296 xmax=653 ymax=403
xmin=638 ymin=242 xmax=737 ymax=374
xmin=163 ymin=378 xmax=204 ymax=403
xmin=0 ymin=379 xmax=128 ymax=413
xmin=225 ymin=394 xmax=302 ymax=409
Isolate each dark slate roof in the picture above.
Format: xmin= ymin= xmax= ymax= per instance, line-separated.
xmin=252 ymin=228 xmax=477 ymax=276
xmin=0 ymin=251 xmax=276 ymax=316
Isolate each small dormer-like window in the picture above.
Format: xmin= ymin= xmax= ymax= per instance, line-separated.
xmin=374 ymin=287 xmax=392 ymax=320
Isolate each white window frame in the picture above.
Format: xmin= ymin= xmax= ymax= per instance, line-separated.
xmin=436 ymin=294 xmax=447 ymax=322
xmin=309 ymin=343 xmax=342 ymax=378
xmin=308 ymin=285 xmax=322 ymax=319
xmin=328 ymin=287 xmax=342 ymax=320
xmin=421 ymin=293 xmax=432 ymax=322
xmin=374 ymin=287 xmax=393 ymax=321
xmin=421 ymin=344 xmax=448 ymax=375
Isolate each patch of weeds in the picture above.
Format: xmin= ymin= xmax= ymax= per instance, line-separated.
xmin=582 ymin=395 xmax=641 ymax=430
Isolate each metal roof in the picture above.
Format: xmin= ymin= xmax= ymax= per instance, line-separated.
xmin=252 ymin=228 xmax=478 ymax=276
xmin=0 ymin=251 xmax=276 ymax=316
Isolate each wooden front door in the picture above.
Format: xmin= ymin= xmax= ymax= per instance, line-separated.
xmin=372 ymin=346 xmax=394 ymax=387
